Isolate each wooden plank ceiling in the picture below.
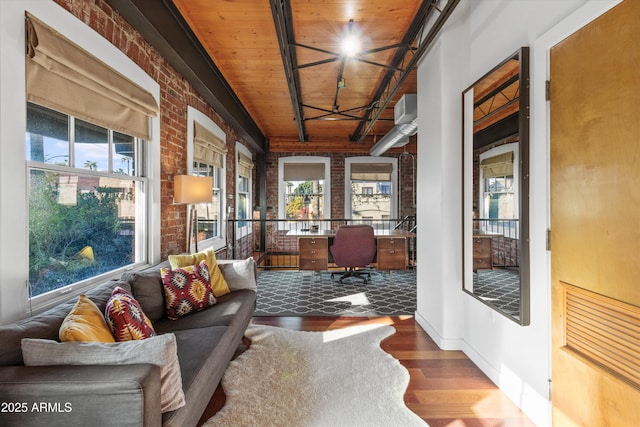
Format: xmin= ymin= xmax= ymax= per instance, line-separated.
xmin=172 ymin=0 xmax=424 ymax=152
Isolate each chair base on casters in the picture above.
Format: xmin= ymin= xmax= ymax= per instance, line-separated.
xmin=331 ymin=267 xmax=371 ymax=284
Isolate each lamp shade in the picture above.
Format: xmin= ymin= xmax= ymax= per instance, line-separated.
xmin=174 ymin=175 xmax=213 ymax=204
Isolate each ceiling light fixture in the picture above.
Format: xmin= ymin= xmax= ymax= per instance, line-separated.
xmin=341 ymin=19 xmax=360 ymax=57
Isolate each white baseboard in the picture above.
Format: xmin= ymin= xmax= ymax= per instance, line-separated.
xmin=414 ymin=311 xmax=464 ymax=350
xmin=462 ymin=340 xmax=550 ymax=427
xmin=414 ymin=311 xmax=550 ymax=427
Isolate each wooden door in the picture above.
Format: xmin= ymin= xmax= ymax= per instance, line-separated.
xmin=550 ymin=1 xmax=640 ymax=425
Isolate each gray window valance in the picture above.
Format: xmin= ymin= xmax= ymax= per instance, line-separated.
xmin=480 ymin=152 xmax=514 ymax=178
xmin=283 ymin=163 xmax=325 ymax=181
xmin=350 ymin=162 xmax=393 ymax=181
xmin=194 ymin=121 xmax=227 ymax=168
xmin=238 ymin=152 xmax=254 ymax=178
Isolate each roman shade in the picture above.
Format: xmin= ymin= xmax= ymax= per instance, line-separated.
xmin=194 ymin=121 xmax=227 ymax=168
xmin=25 ymin=13 xmax=158 ymax=140
xmin=283 ymin=163 xmax=325 ymax=181
xmin=238 ymin=152 xmax=254 ymax=178
xmin=350 ymin=163 xmax=393 ymax=181
xmin=480 ymin=152 xmax=514 ymax=178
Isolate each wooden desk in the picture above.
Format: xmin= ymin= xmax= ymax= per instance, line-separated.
xmin=287 ymin=229 xmax=415 ymax=271
xmin=472 ymin=235 xmax=493 ymax=271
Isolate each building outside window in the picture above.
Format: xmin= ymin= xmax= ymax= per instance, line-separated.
xmin=345 ymin=157 xmax=397 ymax=223
xmin=278 ymin=157 xmax=331 ymax=226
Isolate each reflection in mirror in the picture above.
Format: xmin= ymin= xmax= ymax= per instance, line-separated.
xmin=462 ymin=47 xmax=530 ymax=325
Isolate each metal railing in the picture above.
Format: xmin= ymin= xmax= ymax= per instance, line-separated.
xmin=227 ymin=216 xmax=416 ymax=270
xmin=473 ymin=218 xmax=519 ymax=268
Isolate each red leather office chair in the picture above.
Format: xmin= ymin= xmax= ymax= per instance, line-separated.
xmin=330 ymin=224 xmax=376 ymax=283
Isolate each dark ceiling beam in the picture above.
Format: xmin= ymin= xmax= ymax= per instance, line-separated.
xmin=106 ymin=0 xmax=266 ymax=153
xmin=270 ymin=0 xmax=308 ymax=143
xmin=352 ymin=0 xmax=460 ymax=143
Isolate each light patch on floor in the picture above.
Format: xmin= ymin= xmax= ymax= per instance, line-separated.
xmin=327 ymin=292 xmax=371 ymax=307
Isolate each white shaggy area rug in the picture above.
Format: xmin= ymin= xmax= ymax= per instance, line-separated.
xmin=204 ymin=324 xmax=427 ymax=427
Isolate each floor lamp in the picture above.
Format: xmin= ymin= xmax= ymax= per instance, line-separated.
xmin=174 ymin=175 xmax=213 ymax=253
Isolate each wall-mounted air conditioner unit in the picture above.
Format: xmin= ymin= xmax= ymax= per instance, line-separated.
xmin=394 ymin=94 xmax=417 ymax=125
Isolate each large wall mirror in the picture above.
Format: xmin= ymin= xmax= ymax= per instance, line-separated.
xmin=462 ymin=47 xmax=530 ymax=325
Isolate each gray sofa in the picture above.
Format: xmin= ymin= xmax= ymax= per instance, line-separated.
xmin=0 ymin=259 xmax=257 ymax=427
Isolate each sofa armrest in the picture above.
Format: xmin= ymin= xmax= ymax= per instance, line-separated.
xmin=0 ymin=364 xmax=161 ymax=427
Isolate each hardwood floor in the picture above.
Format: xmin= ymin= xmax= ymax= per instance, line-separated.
xmin=198 ymin=316 xmax=537 ymax=426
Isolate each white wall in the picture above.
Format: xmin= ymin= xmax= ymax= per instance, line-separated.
xmin=415 ymin=1 xmax=620 ymax=426
xmin=0 ymin=1 xmax=161 ymax=324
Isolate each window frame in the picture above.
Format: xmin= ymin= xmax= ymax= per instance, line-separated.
xmin=478 ymin=143 xmax=519 ymax=219
xmin=278 ymin=156 xmax=331 ymax=229
xmin=6 ymin=4 xmax=161 ymax=318
xmin=344 ymin=156 xmax=397 ymax=221
xmin=186 ymin=106 xmax=227 ymax=252
xmin=235 ymin=143 xmax=253 ymax=236
xmin=478 ymin=142 xmax=519 ymax=238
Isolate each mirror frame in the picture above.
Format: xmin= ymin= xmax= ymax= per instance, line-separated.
xmin=462 ymin=47 xmax=530 ymax=325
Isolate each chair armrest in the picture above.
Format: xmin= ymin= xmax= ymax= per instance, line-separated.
xmin=0 ymin=364 xmax=161 ymax=427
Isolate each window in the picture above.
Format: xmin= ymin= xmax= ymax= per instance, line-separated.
xmin=345 ymin=157 xmax=397 ymax=222
xmin=479 ymin=144 xmax=519 ymax=238
xmin=188 ymin=108 xmax=226 ymax=251
xmin=236 ymin=144 xmax=253 ymax=231
xmin=278 ymin=157 xmax=331 ymax=224
xmin=26 ymin=103 xmax=147 ymax=297
xmin=22 ymin=12 xmax=159 ymax=305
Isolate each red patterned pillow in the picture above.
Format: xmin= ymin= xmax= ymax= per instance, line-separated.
xmin=105 ymin=287 xmax=157 ymax=341
xmin=160 ymin=261 xmax=217 ymax=320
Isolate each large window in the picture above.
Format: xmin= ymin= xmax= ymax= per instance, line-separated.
xmin=236 ymin=144 xmax=254 ymax=231
xmin=345 ymin=157 xmax=397 ymax=221
xmin=22 ymin=13 xmax=158 ymax=304
xmin=26 ymin=103 xmax=147 ymax=297
xmin=278 ymin=157 xmax=331 ymax=223
xmin=188 ymin=108 xmax=226 ymax=251
xmin=478 ymin=144 xmax=519 ymax=238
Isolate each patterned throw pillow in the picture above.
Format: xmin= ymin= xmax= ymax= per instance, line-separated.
xmin=160 ymin=260 xmax=217 ymax=320
xmin=105 ymin=286 xmax=157 ymax=341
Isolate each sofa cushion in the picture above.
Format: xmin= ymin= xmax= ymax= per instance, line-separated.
xmin=153 ymin=289 xmax=257 ymax=334
xmin=105 ymin=287 xmax=156 ymax=341
xmin=218 ymin=258 xmax=257 ymax=292
xmin=161 ymin=261 xmax=217 ymax=320
xmin=169 ymin=248 xmax=230 ymax=297
xmin=59 ymin=294 xmax=115 ymax=343
xmin=21 ymin=333 xmax=185 ymax=413
xmin=122 ymin=268 xmax=166 ymax=324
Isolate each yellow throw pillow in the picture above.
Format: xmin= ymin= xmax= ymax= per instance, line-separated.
xmin=59 ymin=295 xmax=115 ymax=342
xmin=168 ymin=248 xmax=230 ymax=297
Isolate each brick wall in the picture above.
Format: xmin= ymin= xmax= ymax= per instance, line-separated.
xmin=54 ymin=0 xmax=255 ymax=259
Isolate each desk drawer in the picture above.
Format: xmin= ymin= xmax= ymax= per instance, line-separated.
xmin=472 ymin=236 xmax=492 ymax=270
xmin=377 ymin=237 xmax=406 ymax=250
xmin=377 ymin=237 xmax=407 ymax=270
xmin=299 ymin=237 xmax=328 ymax=270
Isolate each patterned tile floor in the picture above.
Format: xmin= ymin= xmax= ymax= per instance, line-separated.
xmin=473 ymin=268 xmax=521 ymax=319
xmin=254 ymin=269 xmax=417 ymax=316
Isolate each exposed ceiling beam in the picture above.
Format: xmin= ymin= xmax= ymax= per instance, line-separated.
xmin=353 ymin=0 xmax=460 ymax=143
xmin=106 ymin=0 xmax=267 ymax=153
xmin=270 ymin=0 xmax=308 ymax=143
